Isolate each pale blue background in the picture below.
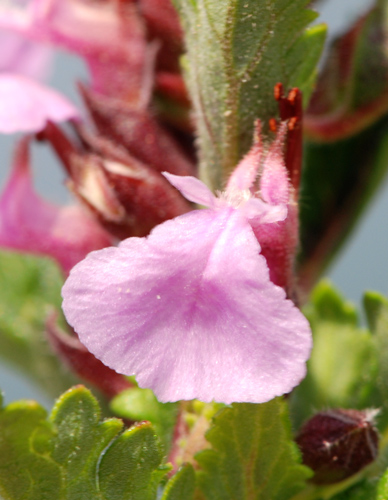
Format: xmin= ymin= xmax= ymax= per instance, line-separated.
xmin=0 ymin=0 xmax=384 ymax=407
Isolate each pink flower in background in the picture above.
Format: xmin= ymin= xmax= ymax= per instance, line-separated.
xmin=0 ymin=2 xmax=79 ymax=133
xmin=62 ymin=126 xmax=312 ymax=404
xmin=0 ymin=137 xmax=113 ymax=273
xmin=0 ymin=73 xmax=79 ymax=133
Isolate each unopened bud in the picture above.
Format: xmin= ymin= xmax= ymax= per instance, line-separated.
xmin=296 ymin=409 xmax=379 ymax=484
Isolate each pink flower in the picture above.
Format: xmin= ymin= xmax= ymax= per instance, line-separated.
xmin=0 ymin=0 xmax=148 ymax=101
xmin=62 ymin=127 xmax=312 ymax=404
xmin=0 ymin=137 xmax=113 ymax=273
xmin=0 ymin=73 xmax=78 ymax=133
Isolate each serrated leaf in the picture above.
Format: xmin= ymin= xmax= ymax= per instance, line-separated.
xmin=0 ymin=386 xmax=169 ymax=500
xmin=195 ymin=399 xmax=312 ymax=500
xmin=173 ymin=0 xmax=325 ymax=190
xmin=161 ymin=464 xmax=195 ymax=500
xmin=50 ymin=386 xmax=124 ymax=500
xmin=0 ymin=250 xmax=76 ymax=397
xmin=291 ymin=281 xmax=378 ymax=427
xmin=98 ymin=421 xmax=168 ymax=500
xmin=0 ymin=399 xmax=61 ymax=500
xmin=110 ymin=388 xmax=178 ymax=453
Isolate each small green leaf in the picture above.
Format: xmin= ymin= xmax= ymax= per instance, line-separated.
xmin=173 ymin=0 xmax=325 ymax=190
xmin=0 ymin=386 xmax=169 ymax=500
xmin=363 ymin=292 xmax=388 ymax=430
xmin=195 ymin=399 xmax=312 ymax=500
xmin=291 ymin=281 xmax=378 ymax=427
xmin=0 ymin=251 xmax=76 ymax=398
xmin=161 ymin=464 xmax=196 ymax=500
xmin=110 ymin=388 xmax=178 ymax=453
xmin=99 ymin=422 xmax=168 ymax=500
xmin=50 ymin=386 xmax=123 ymax=500
xmin=0 ymin=398 xmax=61 ymax=500
xmin=364 ymin=291 xmax=388 ymax=333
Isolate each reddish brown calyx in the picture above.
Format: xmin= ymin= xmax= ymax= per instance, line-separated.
xmin=296 ymin=408 xmax=379 ymax=485
xmin=272 ymin=83 xmax=303 ymax=194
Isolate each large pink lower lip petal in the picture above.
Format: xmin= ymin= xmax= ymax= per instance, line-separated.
xmin=62 ymin=208 xmax=312 ymax=404
xmin=0 ymin=73 xmax=79 ymax=133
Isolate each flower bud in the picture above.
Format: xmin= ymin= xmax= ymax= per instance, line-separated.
xmin=296 ymin=409 xmax=379 ymax=484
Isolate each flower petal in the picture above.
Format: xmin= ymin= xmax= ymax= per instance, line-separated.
xmin=162 ymin=172 xmax=216 ymax=208
xmin=0 ymin=29 xmax=52 ymax=80
xmin=0 ymin=73 xmax=79 ymax=133
xmin=0 ymin=137 xmax=113 ymax=273
xmin=62 ymin=208 xmax=311 ymax=404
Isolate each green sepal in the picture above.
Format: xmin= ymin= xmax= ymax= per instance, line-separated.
xmin=161 ymin=464 xmax=196 ymax=500
xmin=195 ymin=399 xmax=312 ymax=500
xmin=173 ymin=0 xmax=325 ymax=190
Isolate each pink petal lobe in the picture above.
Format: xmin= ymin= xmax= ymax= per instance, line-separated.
xmin=162 ymin=172 xmax=216 ymax=208
xmin=260 ymin=123 xmax=290 ymax=205
xmin=0 ymin=138 xmax=113 ymax=273
xmin=0 ymin=73 xmax=79 ymax=133
xmin=226 ymin=120 xmax=262 ymax=193
xmin=62 ymin=208 xmax=311 ymax=404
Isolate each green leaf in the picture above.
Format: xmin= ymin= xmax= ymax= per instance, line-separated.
xmin=363 ymin=292 xmax=388 ymax=430
xmin=291 ymin=281 xmax=378 ymax=427
xmin=0 ymin=399 xmax=61 ymax=500
xmin=173 ymin=0 xmax=325 ymax=190
xmin=195 ymin=399 xmax=312 ymax=500
xmin=0 ymin=250 xmax=76 ymax=398
xmin=110 ymin=388 xmax=178 ymax=453
xmin=160 ymin=464 xmax=196 ymax=500
xmin=329 ymin=479 xmax=378 ymax=500
xmin=377 ymin=468 xmax=388 ymax=500
xmin=0 ymin=386 xmax=169 ymax=500
xmin=98 ymin=422 xmax=169 ymax=500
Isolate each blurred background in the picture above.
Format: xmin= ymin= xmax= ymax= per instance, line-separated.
xmin=0 ymin=0 xmax=385 ymax=407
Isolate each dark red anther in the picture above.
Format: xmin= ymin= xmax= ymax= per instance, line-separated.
xmin=296 ymin=409 xmax=379 ymax=485
xmin=269 ymin=118 xmax=278 ymax=132
xmin=272 ymin=83 xmax=303 ymax=193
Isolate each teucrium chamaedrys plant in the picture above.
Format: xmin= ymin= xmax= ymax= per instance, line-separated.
xmin=2 ymin=0 xmax=388 ymax=499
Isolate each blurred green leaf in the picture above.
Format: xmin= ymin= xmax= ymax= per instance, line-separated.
xmin=110 ymin=388 xmax=178 ymax=453
xmin=0 ymin=250 xmax=76 ymax=398
xmin=329 ymin=479 xmax=378 ymax=500
xmin=299 ymin=2 xmax=388 ymax=289
xmin=363 ymin=291 xmax=388 ymax=430
xmin=377 ymin=468 xmax=388 ymax=500
xmin=0 ymin=385 xmax=169 ymax=500
xmin=291 ymin=281 xmax=378 ymax=428
xmin=173 ymin=0 xmax=325 ymax=190
xmin=195 ymin=399 xmax=312 ymax=500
